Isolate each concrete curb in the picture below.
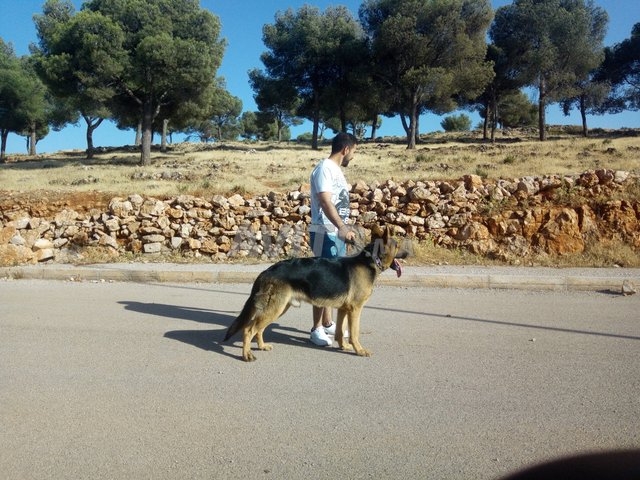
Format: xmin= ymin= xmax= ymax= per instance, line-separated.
xmin=2 ymin=264 xmax=639 ymax=293
xmin=376 ymin=273 xmax=637 ymax=291
xmin=0 ymin=266 xmax=256 ymax=284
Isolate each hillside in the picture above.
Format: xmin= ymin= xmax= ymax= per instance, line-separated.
xmin=1 ymin=129 xmax=639 ymax=268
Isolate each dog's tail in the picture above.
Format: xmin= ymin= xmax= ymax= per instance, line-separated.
xmin=224 ymin=288 xmax=258 ymax=341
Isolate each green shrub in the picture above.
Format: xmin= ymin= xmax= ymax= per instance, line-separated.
xmin=296 ymin=132 xmax=313 ymax=143
xmin=440 ymin=114 xmax=472 ymax=132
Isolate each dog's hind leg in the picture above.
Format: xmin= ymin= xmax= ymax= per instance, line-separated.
xmin=254 ymin=294 xmax=291 ymax=352
xmin=255 ymin=327 xmax=273 ymax=352
xmin=242 ymin=284 xmax=292 ymax=361
xmin=240 ymin=284 xmax=274 ymax=361
xmin=242 ymin=326 xmax=258 ymax=362
xmin=241 ymin=318 xmax=273 ymax=361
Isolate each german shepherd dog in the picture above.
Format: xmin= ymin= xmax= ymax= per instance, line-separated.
xmin=224 ymin=225 xmax=407 ymax=361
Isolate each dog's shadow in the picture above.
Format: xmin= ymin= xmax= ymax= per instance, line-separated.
xmin=119 ymin=301 xmax=320 ymax=360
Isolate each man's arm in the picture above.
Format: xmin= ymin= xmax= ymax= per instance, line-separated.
xmin=316 ymin=191 xmax=355 ymax=242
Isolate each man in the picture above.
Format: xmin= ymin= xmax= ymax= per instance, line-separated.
xmin=308 ymin=132 xmax=357 ymax=346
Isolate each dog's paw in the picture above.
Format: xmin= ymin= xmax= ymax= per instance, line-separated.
xmin=355 ymin=348 xmax=372 ymax=357
xmin=259 ymin=343 xmax=273 ymax=351
xmin=243 ymin=351 xmax=257 ymax=362
xmin=339 ymin=343 xmax=353 ymax=351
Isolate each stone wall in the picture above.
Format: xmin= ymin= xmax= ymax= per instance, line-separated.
xmin=0 ymin=169 xmax=638 ymax=266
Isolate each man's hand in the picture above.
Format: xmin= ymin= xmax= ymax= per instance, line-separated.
xmin=316 ymin=192 xmax=355 ymax=243
xmin=338 ymin=224 xmax=356 ymax=244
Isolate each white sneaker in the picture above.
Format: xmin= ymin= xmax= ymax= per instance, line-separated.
xmin=310 ymin=327 xmax=332 ymax=346
xmin=323 ymin=323 xmax=349 ymax=338
xmin=323 ymin=322 xmax=336 ymax=335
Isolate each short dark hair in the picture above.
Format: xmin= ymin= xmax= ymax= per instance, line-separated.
xmin=331 ymin=132 xmax=358 ymax=155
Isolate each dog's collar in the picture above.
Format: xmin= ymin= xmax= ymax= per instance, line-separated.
xmin=366 ymin=250 xmax=384 ymax=271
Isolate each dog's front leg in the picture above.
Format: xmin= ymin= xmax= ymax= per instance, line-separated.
xmin=348 ymin=306 xmax=371 ymax=357
xmin=335 ymin=308 xmax=351 ymax=351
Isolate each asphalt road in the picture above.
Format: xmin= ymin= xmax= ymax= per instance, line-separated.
xmin=1 ymin=279 xmax=639 ymax=479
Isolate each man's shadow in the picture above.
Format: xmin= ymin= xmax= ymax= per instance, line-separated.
xmin=119 ymin=300 xmax=320 ymax=361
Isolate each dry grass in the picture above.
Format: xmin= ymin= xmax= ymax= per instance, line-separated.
xmin=409 ymin=237 xmax=502 ymax=266
xmin=2 ymin=128 xmax=638 ymax=267
xmin=1 ymin=129 xmax=639 ymax=198
xmin=406 ymin=235 xmax=640 ymax=268
xmin=520 ymin=239 xmax=640 ymax=268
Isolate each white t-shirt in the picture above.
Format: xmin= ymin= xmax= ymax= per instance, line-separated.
xmin=309 ymin=159 xmax=350 ymax=231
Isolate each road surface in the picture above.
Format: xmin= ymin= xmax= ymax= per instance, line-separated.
xmin=1 ymin=279 xmax=639 ymax=479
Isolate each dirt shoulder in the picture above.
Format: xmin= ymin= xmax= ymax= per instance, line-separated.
xmin=0 ymin=190 xmax=114 ymax=218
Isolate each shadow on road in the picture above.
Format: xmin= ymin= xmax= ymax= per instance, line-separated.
xmin=119 ymin=300 xmax=332 ymax=361
xmin=119 ymin=293 xmax=640 ymax=363
xmin=369 ymin=306 xmax=640 ymax=341
xmin=119 ymin=301 xmax=232 ymax=324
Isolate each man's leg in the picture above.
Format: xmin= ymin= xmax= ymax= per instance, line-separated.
xmin=310 ymin=230 xmax=336 ymax=346
xmin=313 ymin=305 xmax=333 ymax=330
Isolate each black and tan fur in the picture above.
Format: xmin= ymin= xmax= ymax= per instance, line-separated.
xmin=224 ymin=225 xmax=406 ymax=361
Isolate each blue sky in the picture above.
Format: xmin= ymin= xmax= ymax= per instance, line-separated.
xmin=1 ymin=0 xmax=638 ymax=154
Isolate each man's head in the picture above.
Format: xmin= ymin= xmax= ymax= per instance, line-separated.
xmin=331 ymin=132 xmax=358 ymax=167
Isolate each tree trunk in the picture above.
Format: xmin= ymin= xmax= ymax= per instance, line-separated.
xmin=491 ymin=95 xmax=498 ymax=144
xmin=312 ymin=115 xmax=319 ymax=149
xmin=407 ymin=96 xmax=418 ymax=150
xmin=370 ymin=114 xmax=378 ymax=140
xmin=84 ymin=116 xmax=104 ymax=159
xmin=0 ymin=129 xmax=8 ymax=162
xmin=414 ymin=114 xmax=420 ymax=146
xmin=407 ymin=119 xmax=416 ymax=149
xmin=140 ymin=101 xmax=154 ymax=165
xmin=580 ymin=94 xmax=588 ymax=137
xmin=491 ymin=106 xmax=497 ymax=143
xmin=400 ymin=113 xmax=410 ymax=137
xmin=29 ymin=123 xmax=37 ymax=156
xmin=538 ymin=76 xmax=547 ymax=142
xmin=482 ymin=102 xmax=489 ymax=141
xmin=311 ymin=91 xmax=320 ymax=150
xmin=405 ymin=90 xmax=420 ymax=150
xmin=86 ymin=124 xmax=94 ymax=159
xmin=161 ymin=119 xmax=169 ymax=152
xmin=318 ymin=122 xmax=326 ymax=141
xmin=135 ymin=121 xmax=142 ymax=146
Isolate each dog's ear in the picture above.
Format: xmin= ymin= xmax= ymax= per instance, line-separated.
xmin=383 ymin=225 xmax=393 ymax=242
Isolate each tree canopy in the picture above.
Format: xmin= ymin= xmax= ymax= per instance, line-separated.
xmin=0 ymin=40 xmax=52 ymax=159
xmin=599 ymin=22 xmax=640 ymax=112
xmin=259 ymin=5 xmax=367 ymax=149
xmin=491 ymin=0 xmax=608 ymax=140
xmin=2 ymin=0 xmax=639 ymax=158
xmin=34 ymin=0 xmax=119 ymax=157
xmin=248 ymin=69 xmax=301 ymax=142
xmin=360 ymin=0 xmax=495 ymax=149
xmin=33 ymin=0 xmax=225 ymax=164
